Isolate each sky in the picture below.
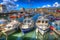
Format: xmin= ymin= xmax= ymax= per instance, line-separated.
xmin=0 ymin=0 xmax=60 ymax=10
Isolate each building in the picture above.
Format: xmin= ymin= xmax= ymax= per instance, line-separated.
xmin=35 ymin=7 xmax=60 ymax=17
xmin=20 ymin=8 xmax=25 ymax=12
xmin=35 ymin=8 xmax=48 ymax=14
xmin=0 ymin=4 xmax=8 ymax=13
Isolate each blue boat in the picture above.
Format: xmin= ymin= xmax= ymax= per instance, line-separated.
xmin=21 ymin=17 xmax=34 ymax=34
xmin=36 ymin=16 xmax=49 ymax=35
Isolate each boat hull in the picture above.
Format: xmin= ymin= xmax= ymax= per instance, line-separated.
xmin=3 ymin=27 xmax=18 ymax=35
xmin=21 ymin=27 xmax=34 ymax=34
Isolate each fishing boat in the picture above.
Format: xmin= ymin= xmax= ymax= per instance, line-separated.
xmin=55 ymin=17 xmax=60 ymax=20
xmin=2 ymin=20 xmax=20 ymax=35
xmin=47 ymin=15 xmax=55 ymax=22
xmin=21 ymin=17 xmax=34 ymax=33
xmin=36 ymin=16 xmax=49 ymax=35
xmin=52 ymin=20 xmax=60 ymax=30
xmin=9 ymin=14 xmax=17 ymax=19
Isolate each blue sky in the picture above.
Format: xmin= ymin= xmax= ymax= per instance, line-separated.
xmin=0 ymin=0 xmax=60 ymax=10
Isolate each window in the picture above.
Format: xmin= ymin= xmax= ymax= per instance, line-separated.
xmin=37 ymin=20 xmax=41 ymax=23
xmin=20 ymin=12 xmax=23 ymax=14
xmin=45 ymin=21 xmax=48 ymax=23
xmin=7 ymin=26 xmax=11 ymax=28
xmin=28 ymin=20 xmax=31 ymax=23
xmin=24 ymin=20 xmax=26 ymax=23
xmin=42 ymin=21 xmax=44 ymax=23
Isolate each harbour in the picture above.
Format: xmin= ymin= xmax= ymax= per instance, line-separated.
xmin=0 ymin=0 xmax=60 ymax=40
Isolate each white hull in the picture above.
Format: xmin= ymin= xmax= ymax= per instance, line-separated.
xmin=2 ymin=20 xmax=20 ymax=35
xmin=3 ymin=27 xmax=18 ymax=35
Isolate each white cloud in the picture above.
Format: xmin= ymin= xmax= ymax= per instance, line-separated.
xmin=42 ymin=4 xmax=51 ymax=8
xmin=16 ymin=4 xmax=19 ymax=7
xmin=0 ymin=2 xmax=3 ymax=4
xmin=42 ymin=5 xmax=46 ymax=8
xmin=0 ymin=0 xmax=18 ymax=11
xmin=14 ymin=0 xmax=18 ymax=2
xmin=3 ymin=0 xmax=7 ymax=1
xmin=47 ymin=4 xmax=51 ymax=7
xmin=55 ymin=2 xmax=58 ymax=4
xmin=53 ymin=2 xmax=60 ymax=7
xmin=42 ymin=2 xmax=60 ymax=8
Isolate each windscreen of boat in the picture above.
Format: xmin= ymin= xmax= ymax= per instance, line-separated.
xmin=23 ymin=20 xmax=31 ymax=24
xmin=45 ymin=21 xmax=48 ymax=23
xmin=27 ymin=20 xmax=31 ymax=23
xmin=6 ymin=26 xmax=11 ymax=28
xmin=20 ymin=12 xmax=23 ymax=14
xmin=37 ymin=20 xmax=48 ymax=24
xmin=23 ymin=20 xmax=26 ymax=24
xmin=8 ymin=26 xmax=11 ymax=28
xmin=42 ymin=21 xmax=44 ymax=23
xmin=55 ymin=22 xmax=60 ymax=26
xmin=37 ymin=20 xmax=41 ymax=23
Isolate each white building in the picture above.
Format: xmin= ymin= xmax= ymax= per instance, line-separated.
xmin=0 ymin=4 xmax=8 ymax=13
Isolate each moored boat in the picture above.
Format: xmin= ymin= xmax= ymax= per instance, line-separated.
xmin=2 ymin=20 xmax=20 ymax=35
xmin=21 ymin=17 xmax=34 ymax=33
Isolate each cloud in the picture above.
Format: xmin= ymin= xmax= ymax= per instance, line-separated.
xmin=0 ymin=2 xmax=3 ymax=4
xmin=42 ymin=5 xmax=46 ymax=8
xmin=14 ymin=0 xmax=18 ymax=2
xmin=0 ymin=0 xmax=18 ymax=11
xmin=16 ymin=4 xmax=19 ymax=7
xmin=53 ymin=2 xmax=60 ymax=7
xmin=42 ymin=2 xmax=60 ymax=8
xmin=42 ymin=4 xmax=51 ymax=8
xmin=3 ymin=0 xmax=8 ymax=1
xmin=41 ymin=2 xmax=60 ymax=8
xmin=47 ymin=4 xmax=51 ymax=7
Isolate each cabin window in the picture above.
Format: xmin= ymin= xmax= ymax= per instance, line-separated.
xmin=55 ymin=24 xmax=58 ymax=26
xmin=42 ymin=21 xmax=44 ymax=23
xmin=37 ymin=20 xmax=41 ymax=23
xmin=24 ymin=20 xmax=26 ymax=23
xmin=8 ymin=26 xmax=11 ymax=28
xmin=45 ymin=21 xmax=48 ymax=23
xmin=28 ymin=20 xmax=30 ymax=23
xmin=20 ymin=12 xmax=23 ymax=14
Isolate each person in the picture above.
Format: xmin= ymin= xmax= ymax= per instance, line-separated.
xmin=0 ymin=27 xmax=7 ymax=40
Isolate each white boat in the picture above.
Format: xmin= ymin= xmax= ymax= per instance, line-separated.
xmin=52 ymin=20 xmax=60 ymax=30
xmin=36 ymin=16 xmax=49 ymax=35
xmin=21 ymin=17 xmax=34 ymax=33
xmin=2 ymin=20 xmax=20 ymax=35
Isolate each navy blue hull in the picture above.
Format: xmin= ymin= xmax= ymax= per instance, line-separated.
xmin=21 ymin=27 xmax=34 ymax=34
